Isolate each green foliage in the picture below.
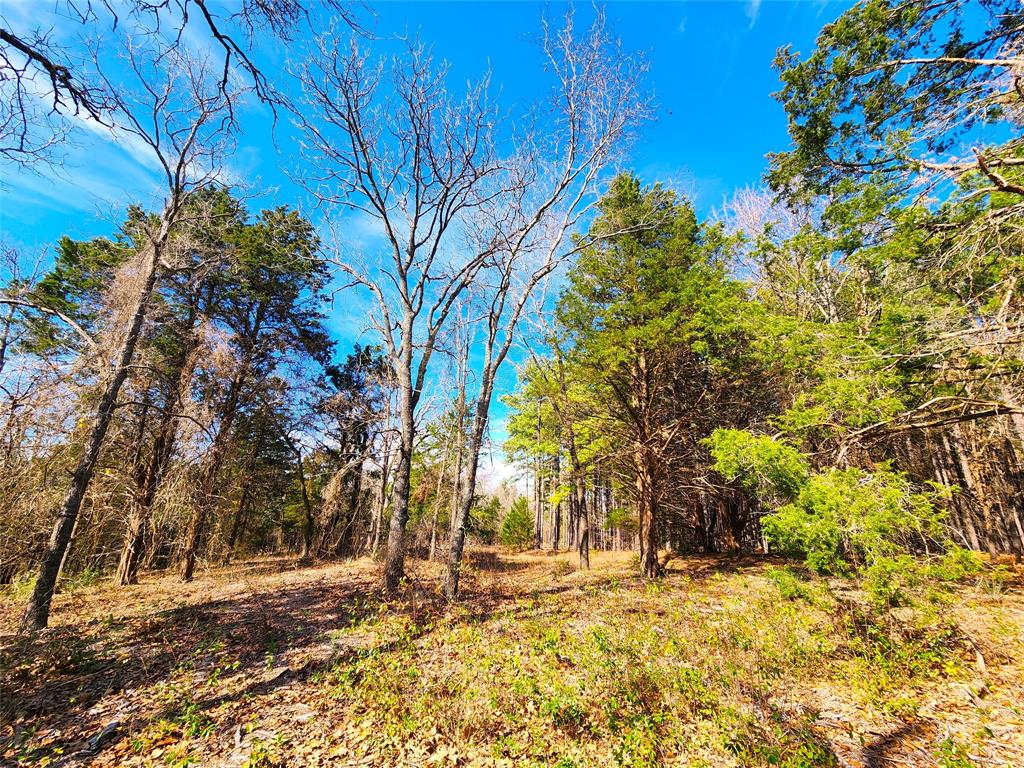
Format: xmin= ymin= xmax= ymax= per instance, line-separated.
xmin=605 ymin=508 xmax=638 ymax=535
xmin=60 ymin=565 xmax=103 ymax=595
xmin=706 ymin=430 xmax=808 ymax=502
xmin=764 ymin=467 xmax=947 ymax=576
xmin=2 ymin=572 xmax=37 ymax=601
xmin=936 ymin=736 xmax=974 ymax=768
xmin=764 ymin=566 xmax=812 ymax=602
xmin=927 ymin=547 xmax=984 ymax=583
xmin=243 ymin=736 xmax=288 ymax=768
xmin=469 ymin=496 xmax=502 ymax=544
xmin=770 ymin=0 xmax=1022 ymax=199
xmin=862 ymin=547 xmax=984 ymax=609
xmin=708 ymin=427 xmax=974 ymax=607
xmin=558 ymin=173 xmax=750 ymax=381
xmin=24 ymin=235 xmax=130 ymax=352
xmin=500 ymin=497 xmax=534 ymax=550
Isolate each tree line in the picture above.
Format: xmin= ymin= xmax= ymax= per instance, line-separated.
xmin=1 ymin=0 xmax=1021 ymax=629
xmin=504 ymin=0 xmax=1024 ymax=597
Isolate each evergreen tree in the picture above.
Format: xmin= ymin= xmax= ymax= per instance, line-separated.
xmin=500 ymin=497 xmax=533 ymax=550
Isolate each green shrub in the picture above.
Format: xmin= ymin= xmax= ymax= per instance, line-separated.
xmin=927 ymin=547 xmax=983 ymax=581
xmin=708 ymin=428 xmax=978 ymax=610
xmin=705 ymin=429 xmax=809 ymax=502
xmin=862 ymin=555 xmax=921 ymax=608
xmin=469 ymin=495 xmax=502 ymax=544
xmin=539 ymin=692 xmax=587 ymax=732
xmin=762 ymin=467 xmax=947 ymax=575
xmin=2 ymin=571 xmax=36 ymax=601
xmin=62 ymin=565 xmax=103 ymax=594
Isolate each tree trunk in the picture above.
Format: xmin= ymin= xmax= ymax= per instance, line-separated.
xmin=116 ymin=430 xmax=168 ymax=586
xmin=179 ymin=352 xmax=251 ymax=582
xmin=635 ymin=441 xmax=662 ymax=578
xmin=179 ymin=466 xmax=213 ymax=582
xmin=564 ymin=432 xmax=588 ymax=569
xmin=22 ymin=240 xmax=163 ymax=631
xmin=116 ymin=338 xmax=196 ymax=586
xmin=936 ymin=431 xmax=980 ymax=550
xmin=335 ymin=451 xmax=365 ymax=557
xmin=444 ymin=378 xmax=492 ymax=600
xmin=315 ymin=433 xmax=349 ymax=556
xmin=115 ymin=397 xmax=152 ymax=586
xmin=577 ymin=472 xmax=589 ymax=570
xmin=950 ymin=425 xmax=996 ymax=555
xmin=553 ymin=451 xmax=562 ymax=552
xmin=296 ymin=448 xmax=314 ymax=560
xmin=367 ymin=441 xmax=390 ymax=555
xmin=532 ymin=409 xmax=543 ymax=549
xmin=383 ymin=374 xmax=414 ymax=592
xmin=223 ymin=485 xmax=250 ymax=564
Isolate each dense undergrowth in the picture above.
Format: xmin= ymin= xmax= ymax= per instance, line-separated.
xmin=1 ymin=550 xmax=1021 ymax=767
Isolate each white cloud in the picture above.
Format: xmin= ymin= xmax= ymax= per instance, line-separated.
xmin=477 ymin=446 xmax=525 ymax=495
xmin=745 ymin=0 xmax=763 ymax=29
xmin=1 ymin=136 xmax=163 ymax=226
xmin=72 ymin=112 xmax=166 ymax=174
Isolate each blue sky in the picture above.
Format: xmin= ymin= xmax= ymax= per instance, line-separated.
xmin=2 ymin=1 xmax=852 ymax=250
xmin=0 ymin=0 xmax=852 ymax=482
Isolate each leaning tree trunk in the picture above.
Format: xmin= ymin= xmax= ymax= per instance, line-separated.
xmin=444 ymin=386 xmax=493 ymax=600
xmin=21 ymin=240 xmax=164 ymax=631
xmin=576 ymin=472 xmax=590 ymax=570
xmin=179 ymin=367 xmax=246 ymax=582
xmin=116 ymin=343 xmax=196 ymax=586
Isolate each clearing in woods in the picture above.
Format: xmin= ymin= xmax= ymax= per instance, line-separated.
xmin=1 ymin=549 xmax=1022 ymax=768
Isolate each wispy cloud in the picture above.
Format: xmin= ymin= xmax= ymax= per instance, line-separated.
xmin=745 ymin=0 xmax=763 ymax=29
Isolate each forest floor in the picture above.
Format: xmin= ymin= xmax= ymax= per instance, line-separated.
xmin=1 ymin=549 xmax=1022 ymax=768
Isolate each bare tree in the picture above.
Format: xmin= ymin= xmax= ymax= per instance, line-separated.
xmin=442 ymin=10 xmax=651 ymax=599
xmin=297 ymin=10 xmax=649 ymax=593
xmin=295 ymin=33 xmax=515 ymax=591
